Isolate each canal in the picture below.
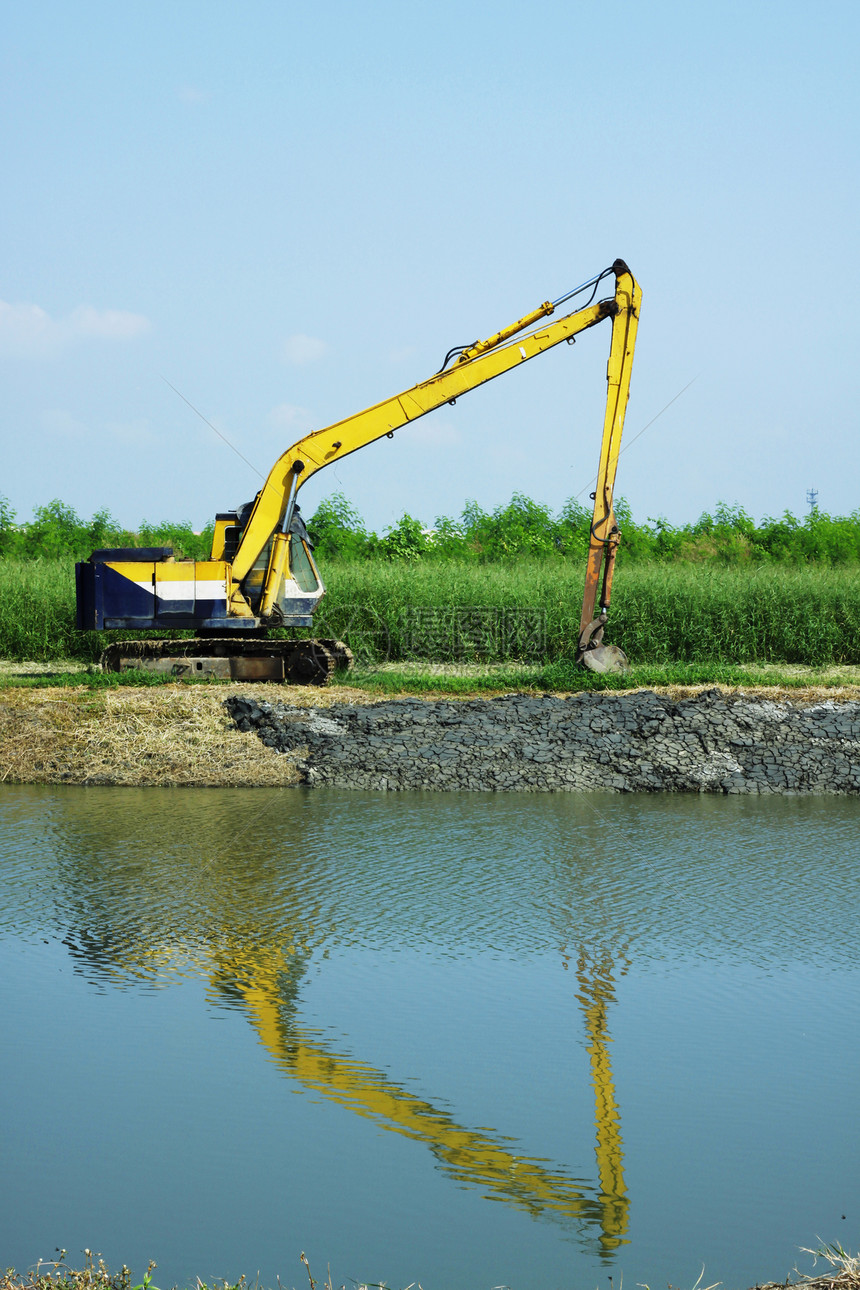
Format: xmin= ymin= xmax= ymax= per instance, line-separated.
xmin=1 ymin=785 xmax=858 ymax=1289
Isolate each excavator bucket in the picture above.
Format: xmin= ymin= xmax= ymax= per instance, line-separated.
xmin=577 ymin=614 xmax=629 ymax=674
xmin=580 ymin=642 xmax=629 ymax=675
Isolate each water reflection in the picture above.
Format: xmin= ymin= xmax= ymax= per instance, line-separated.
xmin=6 ymin=784 xmax=859 ymax=968
xmin=205 ymin=940 xmax=629 ymax=1250
xmin=56 ymin=936 xmax=631 ymax=1251
xmin=0 ymin=785 xmax=641 ymax=1254
xmin=575 ymin=946 xmax=629 ymax=1239
xmin=4 ymin=784 xmax=860 ymax=1266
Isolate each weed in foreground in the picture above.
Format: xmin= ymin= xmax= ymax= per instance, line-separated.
xmin=0 ymin=1252 xmax=419 ymax=1290
xmin=797 ymin=1242 xmax=860 ymax=1284
xmin=637 ymin=1268 xmax=721 ymax=1290
xmin=4 ymin=1248 xmax=859 ymax=1290
xmin=300 ymin=1250 xmax=420 ymax=1290
xmin=0 ymin=1251 xmax=167 ymax=1290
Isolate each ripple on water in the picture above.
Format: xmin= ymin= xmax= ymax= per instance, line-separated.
xmin=1 ymin=782 xmax=860 ymax=1290
xmin=1 ymin=785 xmax=859 ymax=975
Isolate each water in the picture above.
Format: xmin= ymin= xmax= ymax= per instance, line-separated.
xmin=1 ymin=784 xmax=859 ymax=1290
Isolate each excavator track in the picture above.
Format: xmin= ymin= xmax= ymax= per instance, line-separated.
xmin=101 ymin=637 xmax=353 ymax=686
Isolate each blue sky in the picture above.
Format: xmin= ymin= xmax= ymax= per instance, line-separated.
xmin=3 ymin=0 xmax=858 ymax=532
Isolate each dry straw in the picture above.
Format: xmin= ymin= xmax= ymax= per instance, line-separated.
xmin=0 ymin=683 xmax=374 ymax=788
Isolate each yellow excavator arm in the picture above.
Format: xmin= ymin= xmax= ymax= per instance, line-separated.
xmin=231 ymin=260 xmax=641 ymax=668
xmin=80 ymin=262 xmax=639 ymax=677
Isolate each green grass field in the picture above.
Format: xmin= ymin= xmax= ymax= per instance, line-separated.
xmin=3 ymin=558 xmax=860 ymax=672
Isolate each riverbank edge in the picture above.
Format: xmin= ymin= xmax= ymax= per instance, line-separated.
xmin=226 ymin=687 xmax=860 ymax=795
xmin=2 ymin=1263 xmax=856 ymax=1290
xmin=2 ymin=681 xmax=860 ymax=790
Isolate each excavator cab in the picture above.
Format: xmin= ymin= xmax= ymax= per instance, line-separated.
xmin=222 ymin=501 xmax=324 ymax=627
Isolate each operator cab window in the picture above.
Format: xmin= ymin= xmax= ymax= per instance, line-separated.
xmin=289 ymin=537 xmax=320 ymax=593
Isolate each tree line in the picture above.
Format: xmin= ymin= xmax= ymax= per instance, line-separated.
xmin=2 ymin=491 xmax=859 ymax=565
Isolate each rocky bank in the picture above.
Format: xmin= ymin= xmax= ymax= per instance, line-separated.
xmin=225 ymin=688 xmax=860 ymax=794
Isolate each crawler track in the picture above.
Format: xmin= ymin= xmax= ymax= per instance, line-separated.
xmin=101 ymin=637 xmax=353 ymax=685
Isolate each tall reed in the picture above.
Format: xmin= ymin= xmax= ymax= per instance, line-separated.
xmin=3 ymin=558 xmax=860 ymax=665
xmin=316 ymin=561 xmax=860 ymax=665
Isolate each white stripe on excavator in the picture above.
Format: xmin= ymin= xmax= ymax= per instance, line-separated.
xmin=127 ymin=579 xmax=228 ymax=600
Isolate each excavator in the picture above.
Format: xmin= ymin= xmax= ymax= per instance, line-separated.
xmin=76 ymin=260 xmax=640 ymax=680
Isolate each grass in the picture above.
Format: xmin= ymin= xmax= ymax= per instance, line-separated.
xmin=5 ymin=1248 xmax=860 ymax=1290
xmin=3 ymin=558 xmax=860 ymax=671
xmin=794 ymin=1243 xmax=860 ymax=1288
xmin=315 ymin=559 xmax=860 ymax=666
xmin=0 ymin=1252 xmax=400 ymax=1290
xmin=3 ymin=658 xmax=860 ymax=697
xmin=340 ymin=659 xmax=860 ymax=695
xmin=0 ymin=667 xmax=222 ymax=690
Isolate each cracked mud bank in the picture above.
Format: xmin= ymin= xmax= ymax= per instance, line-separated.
xmin=225 ymin=688 xmax=860 ymax=794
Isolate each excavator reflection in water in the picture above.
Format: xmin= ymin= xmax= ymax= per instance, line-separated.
xmin=51 ymin=791 xmax=632 ymax=1256
xmin=67 ymin=916 xmax=630 ymax=1256
xmin=233 ymin=943 xmax=629 ymax=1252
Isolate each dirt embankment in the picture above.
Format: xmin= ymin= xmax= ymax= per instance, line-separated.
xmin=226 ymin=688 xmax=860 ymax=794
xmin=3 ymin=680 xmax=860 ymax=791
